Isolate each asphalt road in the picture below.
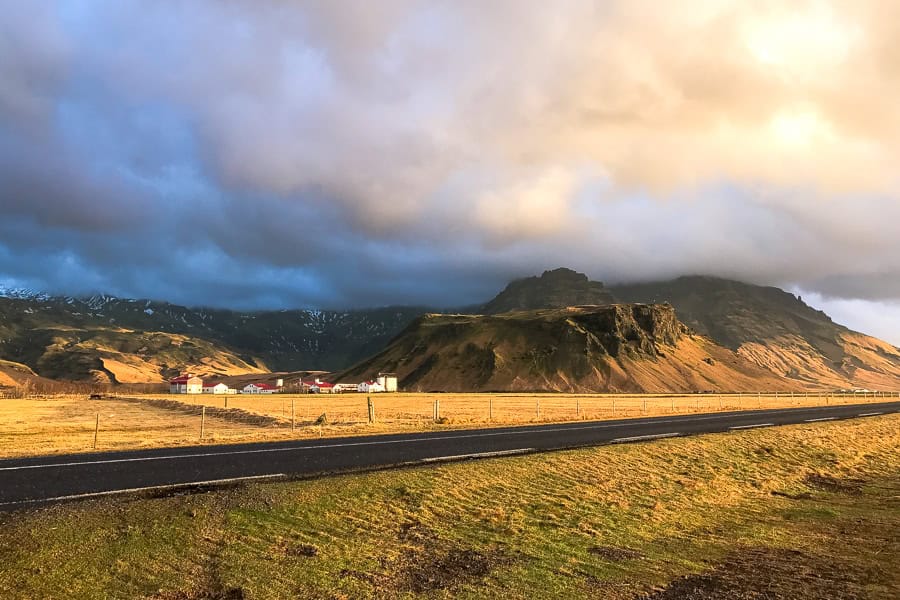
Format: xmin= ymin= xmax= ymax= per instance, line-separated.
xmin=1 ymin=401 xmax=897 ymax=512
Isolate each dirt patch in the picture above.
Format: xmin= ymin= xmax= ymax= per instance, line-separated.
xmin=401 ymin=548 xmax=505 ymax=593
xmin=273 ymin=538 xmax=318 ymax=557
xmin=589 ymin=545 xmax=645 ymax=561
xmin=770 ymin=490 xmax=813 ymax=500
xmin=640 ymin=546 xmax=869 ymax=599
xmin=115 ymin=396 xmax=284 ymax=428
xmin=337 ymin=530 xmax=509 ymax=595
xmin=804 ymin=473 xmax=865 ymax=496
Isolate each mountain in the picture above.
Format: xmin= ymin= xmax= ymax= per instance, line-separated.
xmin=334 ymin=304 xmax=793 ymax=392
xmin=0 ymin=294 xmax=424 ymax=382
xmin=3 ymin=270 xmax=900 ymax=389
xmin=482 ymin=268 xmax=616 ymax=314
xmin=611 ymin=276 xmax=900 ymax=389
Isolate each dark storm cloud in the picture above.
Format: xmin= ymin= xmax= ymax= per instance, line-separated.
xmin=1 ymin=1 xmax=900 ymax=342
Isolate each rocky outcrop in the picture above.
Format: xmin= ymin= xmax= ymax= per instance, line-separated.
xmin=482 ymin=268 xmax=617 ymax=314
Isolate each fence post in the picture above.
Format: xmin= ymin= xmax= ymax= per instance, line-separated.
xmin=695 ymin=396 xmax=700 ymax=412
xmin=489 ymin=397 xmax=493 ymax=421
xmin=200 ymin=406 xmax=206 ymax=439
xmin=612 ymin=397 xmax=616 ymax=416
xmin=224 ymin=396 xmax=228 ymax=409
xmin=758 ymin=392 xmax=762 ymax=408
xmin=434 ymin=399 xmax=441 ymax=422
xmin=367 ymin=396 xmax=375 ymax=423
xmin=536 ymin=398 xmax=540 ymax=419
xmin=671 ymin=397 xmax=675 ymax=413
xmin=291 ymin=397 xmax=296 ymax=432
xmin=642 ymin=398 xmax=647 ymax=415
xmin=93 ymin=412 xmax=100 ymax=450
xmin=575 ymin=397 xmax=580 ymax=418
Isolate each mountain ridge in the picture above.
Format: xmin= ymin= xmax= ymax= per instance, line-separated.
xmin=2 ymin=270 xmax=899 ymax=390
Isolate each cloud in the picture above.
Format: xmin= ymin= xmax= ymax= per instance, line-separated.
xmin=0 ymin=0 xmax=899 ymax=338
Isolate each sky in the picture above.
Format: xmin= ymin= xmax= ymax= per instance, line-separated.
xmin=1 ymin=1 xmax=899 ymax=343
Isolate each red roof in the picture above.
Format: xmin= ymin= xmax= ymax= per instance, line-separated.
xmin=302 ymin=380 xmax=333 ymax=388
xmin=249 ymin=382 xmax=277 ymax=390
xmin=169 ymin=375 xmax=197 ymax=384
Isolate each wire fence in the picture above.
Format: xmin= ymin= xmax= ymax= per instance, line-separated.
xmin=135 ymin=389 xmax=900 ymax=423
xmin=0 ymin=390 xmax=897 ymax=458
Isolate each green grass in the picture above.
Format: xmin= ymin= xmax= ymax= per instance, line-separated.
xmin=1 ymin=416 xmax=899 ymax=599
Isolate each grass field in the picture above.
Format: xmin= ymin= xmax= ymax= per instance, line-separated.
xmin=0 ymin=414 xmax=897 ymax=598
xmin=0 ymin=390 xmax=897 ymax=458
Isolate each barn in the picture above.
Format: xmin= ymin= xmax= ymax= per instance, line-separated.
xmin=169 ymin=375 xmax=203 ymax=394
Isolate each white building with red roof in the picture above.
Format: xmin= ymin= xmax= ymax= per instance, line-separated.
xmin=302 ymin=379 xmax=334 ymax=394
xmin=242 ymin=382 xmax=278 ymax=394
xmin=357 ymin=380 xmax=385 ymax=393
xmin=202 ymin=382 xmax=234 ymax=394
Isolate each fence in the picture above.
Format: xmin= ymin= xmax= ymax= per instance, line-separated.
xmin=1 ymin=390 xmax=897 ymax=458
xmin=137 ymin=389 xmax=900 ymax=424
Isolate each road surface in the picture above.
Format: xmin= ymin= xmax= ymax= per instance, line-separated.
xmin=1 ymin=401 xmax=897 ymax=511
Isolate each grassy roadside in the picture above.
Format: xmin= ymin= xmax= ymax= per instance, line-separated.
xmin=0 ymin=415 xmax=898 ymax=599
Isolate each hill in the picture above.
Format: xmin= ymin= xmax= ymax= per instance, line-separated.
xmin=335 ymin=304 xmax=793 ymax=393
xmin=0 ymin=294 xmax=423 ymax=382
xmin=482 ymin=267 xmax=616 ymax=314
xmin=611 ymin=276 xmax=900 ymax=389
xmin=0 ymin=359 xmax=42 ymax=387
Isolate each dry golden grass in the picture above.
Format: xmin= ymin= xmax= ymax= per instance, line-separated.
xmin=148 ymin=389 xmax=899 ymax=421
xmin=0 ymin=396 xmax=294 ymax=459
xmin=0 ymin=390 xmax=897 ymax=459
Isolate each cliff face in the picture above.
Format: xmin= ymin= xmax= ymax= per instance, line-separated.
xmin=335 ymin=304 xmax=791 ymax=393
xmin=482 ymin=268 xmax=617 ymax=314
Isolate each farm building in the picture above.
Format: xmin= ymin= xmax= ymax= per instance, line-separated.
xmin=333 ymin=383 xmax=359 ymax=393
xmin=358 ymin=380 xmax=385 ymax=393
xmin=310 ymin=380 xmax=335 ymax=394
xmin=203 ymin=382 xmax=235 ymax=394
xmin=169 ymin=375 xmax=203 ymax=394
xmin=242 ymin=383 xmax=277 ymax=394
xmin=377 ymin=373 xmax=398 ymax=392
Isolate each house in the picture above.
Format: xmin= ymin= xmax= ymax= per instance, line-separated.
xmin=203 ymin=382 xmax=233 ymax=394
xmin=307 ymin=380 xmax=335 ymax=394
xmin=169 ymin=375 xmax=203 ymax=394
xmin=242 ymin=382 xmax=278 ymax=394
xmin=358 ymin=380 xmax=385 ymax=393
xmin=333 ymin=383 xmax=359 ymax=393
